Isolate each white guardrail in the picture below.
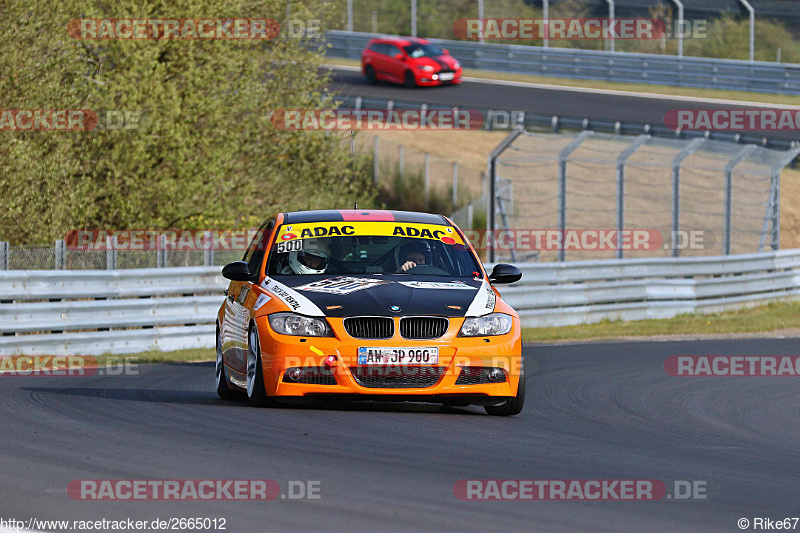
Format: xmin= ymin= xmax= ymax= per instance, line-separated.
xmin=1 ymin=250 xmax=799 ymax=355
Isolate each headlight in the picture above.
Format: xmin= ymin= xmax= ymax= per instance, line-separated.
xmin=459 ymin=313 xmax=513 ymax=337
xmin=417 ymin=65 xmax=435 ymax=71
xmin=269 ymin=313 xmax=332 ymax=337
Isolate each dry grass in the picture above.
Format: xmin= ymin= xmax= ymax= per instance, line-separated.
xmin=782 ymin=168 xmax=800 ymax=250
xmin=351 ymin=128 xmax=800 ymax=255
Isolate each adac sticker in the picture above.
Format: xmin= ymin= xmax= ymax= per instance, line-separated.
xmin=275 ymin=221 xmax=464 ymax=245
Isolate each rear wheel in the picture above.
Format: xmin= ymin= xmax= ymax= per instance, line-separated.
xmin=365 ymin=65 xmax=377 ymax=84
xmin=484 ymin=361 xmax=525 ymax=416
xmin=246 ymin=324 xmax=272 ymax=407
xmin=215 ymin=325 xmax=234 ymax=400
xmin=404 ymin=70 xmax=417 ymax=88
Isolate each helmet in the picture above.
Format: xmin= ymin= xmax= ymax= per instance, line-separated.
xmin=288 ymin=248 xmax=329 ymax=274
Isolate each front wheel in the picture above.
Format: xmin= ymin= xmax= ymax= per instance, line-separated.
xmin=216 ymin=325 xmax=234 ymax=400
xmin=484 ymin=361 xmax=525 ymax=416
xmin=246 ymin=324 xmax=272 ymax=407
xmin=404 ymin=70 xmax=417 ymax=88
xmin=365 ymin=65 xmax=377 ymax=84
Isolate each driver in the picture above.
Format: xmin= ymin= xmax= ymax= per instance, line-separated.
xmin=396 ymin=240 xmax=431 ymax=272
xmin=283 ymin=240 xmax=330 ymax=275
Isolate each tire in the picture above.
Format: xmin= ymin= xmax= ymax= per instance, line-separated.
xmin=246 ymin=323 xmax=272 ymax=407
xmin=404 ymin=70 xmax=417 ymax=88
xmin=215 ymin=325 xmax=234 ymax=400
xmin=484 ymin=360 xmax=526 ymax=416
xmin=365 ymin=65 xmax=377 ymax=84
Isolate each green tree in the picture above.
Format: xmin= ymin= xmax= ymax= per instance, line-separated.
xmin=0 ymin=0 xmax=376 ymax=244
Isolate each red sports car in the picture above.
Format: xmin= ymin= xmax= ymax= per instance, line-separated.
xmin=361 ymin=36 xmax=463 ymax=88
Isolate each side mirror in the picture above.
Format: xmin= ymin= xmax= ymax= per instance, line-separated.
xmin=394 ymin=53 xmax=404 ymax=60
xmin=489 ymin=264 xmax=522 ymax=284
xmin=442 ymin=48 xmax=450 ymax=55
xmin=222 ymin=261 xmax=256 ymax=282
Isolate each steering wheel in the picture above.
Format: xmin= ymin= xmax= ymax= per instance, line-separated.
xmin=403 ymin=264 xmax=448 ymax=275
xmin=326 ymin=256 xmax=353 ymax=274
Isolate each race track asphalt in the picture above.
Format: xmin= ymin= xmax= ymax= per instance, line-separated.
xmin=1 ymin=337 xmax=798 ymax=532
xmin=326 ymin=67 xmax=800 ymax=143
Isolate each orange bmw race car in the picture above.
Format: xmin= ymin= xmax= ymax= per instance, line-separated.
xmin=215 ymin=209 xmax=525 ymax=415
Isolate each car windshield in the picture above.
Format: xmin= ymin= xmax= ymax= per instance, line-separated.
xmin=403 ymin=43 xmax=444 ymax=58
xmin=267 ymin=221 xmax=480 ymax=277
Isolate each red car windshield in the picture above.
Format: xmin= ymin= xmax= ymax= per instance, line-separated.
xmin=403 ymin=43 xmax=444 ymax=58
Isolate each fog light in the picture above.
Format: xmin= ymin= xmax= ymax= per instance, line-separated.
xmin=286 ymin=367 xmax=302 ymax=382
xmin=487 ymin=368 xmax=505 ymax=383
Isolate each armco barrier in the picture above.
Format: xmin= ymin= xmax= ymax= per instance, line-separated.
xmin=493 ymin=249 xmax=800 ymax=327
xmin=1 ymin=251 xmax=798 ymax=355
xmin=325 ymin=30 xmax=800 ymax=95
xmin=0 ymin=267 xmax=226 ymax=356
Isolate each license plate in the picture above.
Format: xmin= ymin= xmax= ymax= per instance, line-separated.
xmin=439 ymin=72 xmax=455 ymax=81
xmin=358 ymin=347 xmax=439 ymax=365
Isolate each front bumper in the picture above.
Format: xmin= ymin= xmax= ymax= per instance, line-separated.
xmin=416 ymin=70 xmax=463 ymax=86
xmin=255 ymin=316 xmax=521 ymax=399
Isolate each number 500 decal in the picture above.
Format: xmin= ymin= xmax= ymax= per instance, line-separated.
xmin=277 ymin=240 xmax=303 ymax=253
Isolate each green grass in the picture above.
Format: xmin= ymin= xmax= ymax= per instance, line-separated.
xmin=323 ymin=57 xmax=800 ymax=106
xmin=71 ymin=300 xmax=800 ymax=366
xmin=523 ymin=300 xmax=800 ymax=343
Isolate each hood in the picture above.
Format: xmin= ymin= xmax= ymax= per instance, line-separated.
xmin=414 ymin=55 xmax=459 ymax=71
xmin=264 ymin=274 xmax=491 ymax=318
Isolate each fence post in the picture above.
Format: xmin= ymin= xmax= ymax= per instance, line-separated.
xmin=204 ymin=230 xmax=214 ymax=266
xmin=0 ymin=241 xmax=7 ymax=270
xmin=106 ymin=235 xmax=117 ymax=270
xmin=557 ymin=131 xmax=594 ymax=262
xmin=616 ymin=135 xmax=650 ymax=259
xmin=157 ymin=234 xmax=166 ymax=268
xmin=670 ymin=138 xmax=705 ymax=257
xmin=398 ymin=145 xmax=404 ymax=177
xmin=487 ymin=128 xmax=525 ymax=262
xmin=424 ymin=153 xmax=430 ymax=208
xmin=373 ymin=136 xmax=379 ymax=184
xmin=772 ymin=169 xmax=781 ymax=250
xmin=452 ymin=162 xmax=458 ymax=208
xmin=723 ymin=145 xmax=756 ymax=255
xmin=55 ymin=239 xmax=65 ymax=270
